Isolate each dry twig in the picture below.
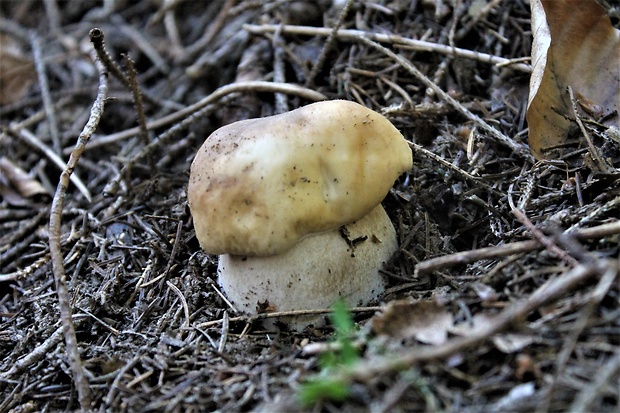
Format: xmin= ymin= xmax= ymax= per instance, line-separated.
xmin=569 ymin=350 xmax=620 ymax=413
xmin=0 ymin=324 xmax=64 ymax=378
xmin=9 ymin=125 xmax=92 ymax=201
xmin=243 ymin=24 xmax=533 ymax=73
xmin=338 ymin=259 xmax=617 ymax=383
xmin=30 ymin=32 xmax=60 ymax=153
xmin=357 ymin=36 xmax=534 ymax=162
xmin=541 ymin=265 xmax=617 ymax=411
xmin=84 ymin=80 xmax=327 ymax=150
xmin=122 ymin=53 xmax=152 ymax=169
xmin=567 ymin=85 xmax=612 ymax=173
xmin=194 ymin=306 xmax=383 ymax=329
xmin=47 ymin=27 xmax=109 ymax=411
xmin=305 ymin=0 xmax=354 ymax=88
xmin=512 ymin=208 xmax=579 ymax=267
xmin=415 ymin=220 xmax=620 ymax=275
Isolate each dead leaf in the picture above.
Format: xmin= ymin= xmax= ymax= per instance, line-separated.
xmin=527 ymin=0 xmax=620 ymax=160
xmin=0 ymin=157 xmax=50 ymax=206
xmin=372 ymin=299 xmax=452 ymax=345
xmin=0 ymin=33 xmax=36 ymax=105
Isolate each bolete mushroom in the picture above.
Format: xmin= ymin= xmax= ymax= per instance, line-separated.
xmin=188 ymin=100 xmax=412 ymax=329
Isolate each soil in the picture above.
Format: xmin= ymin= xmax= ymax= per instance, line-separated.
xmin=1 ymin=1 xmax=618 ymax=412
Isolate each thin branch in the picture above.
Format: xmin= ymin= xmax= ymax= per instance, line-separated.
xmin=541 ymin=264 xmax=618 ymax=411
xmin=166 ymin=281 xmax=190 ymax=329
xmin=569 ymin=350 xmax=620 ymax=413
xmin=408 ymin=141 xmax=503 ymax=196
xmin=305 ymin=0 xmax=354 ymax=87
xmin=82 ymin=81 xmax=327 ymax=151
xmin=10 ymin=124 xmax=91 ymax=202
xmin=89 ymin=26 xmax=161 ymax=109
xmin=338 ymin=259 xmax=616 ymax=383
xmin=512 ymin=208 xmax=579 ymax=268
xmin=48 ymin=27 xmax=109 ymax=411
xmin=102 ymin=96 xmax=230 ymax=197
xmin=415 ymin=220 xmax=620 ymax=275
xmin=357 ymin=36 xmax=534 ymax=162
xmin=218 ymin=311 xmax=229 ymax=353
xmin=104 ymin=353 xmax=142 ymax=406
xmin=42 ymin=0 xmax=62 ymax=36
xmin=0 ymin=15 xmax=31 ymax=41
xmin=122 ymin=53 xmax=152 ymax=170
xmin=455 ymin=0 xmax=503 ymax=41
xmin=272 ymin=26 xmax=289 ymax=114
xmin=0 ymin=324 xmax=64 ymax=378
xmin=244 ymin=24 xmax=532 ymax=73
xmin=30 ymin=31 xmax=61 ymax=153
xmin=567 ymin=85 xmax=612 ymax=173
xmin=181 ymin=0 xmax=235 ymax=61
xmin=193 ymin=306 xmax=383 ymax=329
xmin=0 ymin=256 xmax=49 ymax=282
xmin=89 ymin=27 xmax=128 ymax=89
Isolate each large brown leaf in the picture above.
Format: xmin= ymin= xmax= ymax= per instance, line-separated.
xmin=527 ymin=0 xmax=620 ymax=160
xmin=0 ymin=156 xmax=49 ymax=206
xmin=0 ymin=34 xmax=36 ymax=105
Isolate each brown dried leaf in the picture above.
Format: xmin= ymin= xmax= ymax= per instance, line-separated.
xmin=0 ymin=34 xmax=36 ymax=105
xmin=526 ymin=0 xmax=620 ymax=160
xmin=0 ymin=157 xmax=49 ymax=206
xmin=371 ymin=299 xmax=452 ymax=345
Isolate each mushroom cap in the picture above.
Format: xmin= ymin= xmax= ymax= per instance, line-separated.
xmin=217 ymin=204 xmax=396 ymax=330
xmin=188 ymin=100 xmax=412 ymax=256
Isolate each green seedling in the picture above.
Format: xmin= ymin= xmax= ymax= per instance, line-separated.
xmin=298 ymin=300 xmax=360 ymax=406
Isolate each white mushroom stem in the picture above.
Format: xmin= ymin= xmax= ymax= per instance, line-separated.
xmin=217 ymin=205 xmax=397 ymax=330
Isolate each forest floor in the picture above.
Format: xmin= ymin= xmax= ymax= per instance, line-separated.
xmin=1 ymin=1 xmax=618 ymax=412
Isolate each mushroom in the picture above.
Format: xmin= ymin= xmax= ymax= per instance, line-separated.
xmin=188 ymin=100 xmax=412 ymax=329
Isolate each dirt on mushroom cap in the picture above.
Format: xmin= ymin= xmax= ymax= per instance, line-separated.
xmin=188 ymin=100 xmax=412 ymax=257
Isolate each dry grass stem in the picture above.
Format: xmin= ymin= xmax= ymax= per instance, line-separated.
xmin=305 ymin=0 xmax=354 ymax=88
xmin=47 ymin=29 xmax=109 ymax=410
xmin=512 ymin=208 xmax=580 ymax=267
xmin=10 ymin=125 xmax=92 ymax=201
xmin=359 ymin=36 xmax=534 ymax=161
xmin=415 ymin=220 xmax=620 ymax=275
xmin=344 ymin=259 xmax=616 ymax=383
xmin=244 ymin=24 xmax=533 ymax=73
xmin=85 ymin=80 xmax=327 ymax=150
xmin=30 ymin=32 xmax=60 ymax=153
